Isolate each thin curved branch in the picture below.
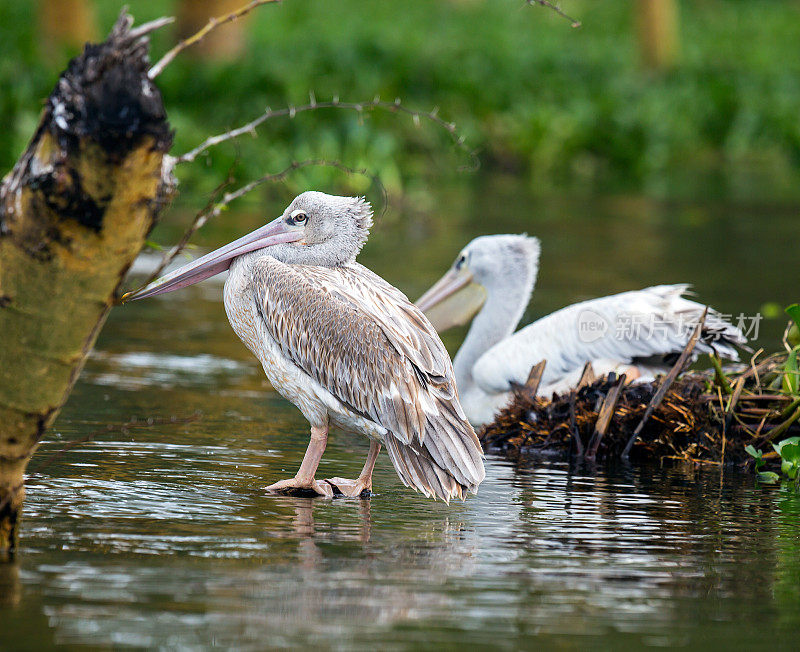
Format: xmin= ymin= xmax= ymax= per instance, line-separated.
xmin=172 ymin=97 xmax=479 ymax=170
xmin=149 ymin=0 xmax=282 ymax=78
xmin=526 ymin=0 xmax=581 ymax=28
xmin=128 ymin=16 xmax=176 ymax=40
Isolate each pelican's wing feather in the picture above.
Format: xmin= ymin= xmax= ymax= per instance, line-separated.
xmin=251 ymin=258 xmax=485 ymax=501
xmin=473 ymin=284 xmax=746 ymax=394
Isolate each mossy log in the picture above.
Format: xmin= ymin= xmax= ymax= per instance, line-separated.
xmin=0 ymin=14 xmax=173 ymax=551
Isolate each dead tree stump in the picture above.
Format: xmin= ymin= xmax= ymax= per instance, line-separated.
xmin=0 ymin=14 xmax=173 ymax=552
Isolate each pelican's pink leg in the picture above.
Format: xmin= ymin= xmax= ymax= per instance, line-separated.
xmin=266 ymin=424 xmax=334 ymax=497
xmin=326 ymin=440 xmax=381 ymax=498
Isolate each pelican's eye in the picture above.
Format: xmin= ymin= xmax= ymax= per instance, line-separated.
xmin=291 ymin=210 xmax=308 ymax=225
xmin=455 ymin=254 xmax=467 ymax=270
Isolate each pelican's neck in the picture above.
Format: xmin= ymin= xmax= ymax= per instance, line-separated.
xmin=454 ymin=267 xmax=536 ymax=392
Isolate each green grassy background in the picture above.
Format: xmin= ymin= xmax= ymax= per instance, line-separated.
xmin=2 ymin=0 xmax=800 ymax=201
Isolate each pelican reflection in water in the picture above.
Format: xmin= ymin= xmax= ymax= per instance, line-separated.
xmin=125 ymin=192 xmax=484 ymax=501
xmin=417 ymin=234 xmax=746 ymax=426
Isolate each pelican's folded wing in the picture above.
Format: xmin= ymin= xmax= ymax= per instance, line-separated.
xmin=250 ymin=257 xmax=485 ymax=500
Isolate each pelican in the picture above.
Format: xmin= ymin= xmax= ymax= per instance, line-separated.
xmin=417 ymin=234 xmax=746 ymax=426
xmin=124 ymin=192 xmax=484 ymax=501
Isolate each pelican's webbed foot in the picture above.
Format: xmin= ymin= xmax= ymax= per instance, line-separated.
xmin=324 ymin=476 xmax=372 ymax=498
xmin=265 ymin=477 xmax=334 ymax=498
xmin=322 ymin=441 xmax=381 ymax=498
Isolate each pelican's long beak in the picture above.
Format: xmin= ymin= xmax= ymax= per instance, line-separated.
xmin=122 ymin=216 xmax=303 ymax=301
xmin=416 ymin=266 xmax=487 ymax=332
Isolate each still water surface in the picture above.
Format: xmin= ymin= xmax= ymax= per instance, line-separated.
xmin=2 ymin=183 xmax=799 ymax=649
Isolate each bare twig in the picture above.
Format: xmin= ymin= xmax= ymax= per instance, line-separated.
xmin=526 ymin=1 xmax=581 ymax=28
xmin=585 ymin=374 xmax=626 ymax=462
xmin=783 ymin=320 xmax=794 ymax=353
xmin=128 ymin=16 xmax=175 ymax=40
xmin=722 ymin=376 xmax=746 ymax=465
xmin=512 ymin=360 xmax=546 ymax=402
xmin=127 ymin=159 xmax=385 ymax=298
xmin=149 ymin=0 xmax=281 ymax=78
xmin=761 ymin=406 xmax=800 ymax=443
xmin=621 ymin=308 xmax=708 ymax=459
xmin=736 ymin=394 xmax=791 ymax=403
xmin=172 ymin=97 xmax=478 ymax=170
xmin=215 ymin=160 xmax=385 ymax=211
xmin=568 ymin=391 xmax=583 ymax=457
xmin=749 ymin=348 xmax=764 ymax=389
xmin=577 ymin=361 xmax=596 ymax=390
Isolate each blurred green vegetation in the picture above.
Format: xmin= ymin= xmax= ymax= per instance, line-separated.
xmin=2 ymin=0 xmax=800 ymax=201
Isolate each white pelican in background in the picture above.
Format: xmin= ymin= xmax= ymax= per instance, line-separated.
xmin=125 ymin=192 xmax=484 ymax=501
xmin=417 ymin=234 xmax=746 ymax=426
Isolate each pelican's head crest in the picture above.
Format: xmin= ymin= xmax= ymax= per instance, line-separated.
xmin=281 ymin=191 xmax=374 ymax=266
xmin=461 ymin=234 xmax=541 ymax=291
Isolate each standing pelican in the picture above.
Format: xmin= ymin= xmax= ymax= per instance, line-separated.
xmin=417 ymin=234 xmax=746 ymax=426
xmin=124 ymin=192 xmax=484 ymax=501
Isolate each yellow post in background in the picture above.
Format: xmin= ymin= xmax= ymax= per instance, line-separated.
xmin=636 ymin=0 xmax=680 ymax=71
xmin=38 ymin=0 xmax=98 ymax=56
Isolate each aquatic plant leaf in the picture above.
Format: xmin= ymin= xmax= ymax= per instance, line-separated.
xmin=782 ymin=347 xmax=799 ymax=396
xmin=781 ymin=461 xmax=798 ymax=479
xmin=745 ymin=445 xmax=765 ymax=469
xmin=773 ymin=437 xmax=800 ymax=463
xmin=786 ymin=304 xmax=800 ymax=348
xmin=786 ymin=304 xmax=800 ymax=330
xmin=789 ymin=326 xmax=800 ymax=349
xmin=758 ymin=471 xmax=780 ymax=484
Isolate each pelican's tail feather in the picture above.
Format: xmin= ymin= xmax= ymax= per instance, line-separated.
xmin=655 ymin=284 xmax=749 ymax=360
xmin=383 ymin=412 xmax=485 ymax=503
